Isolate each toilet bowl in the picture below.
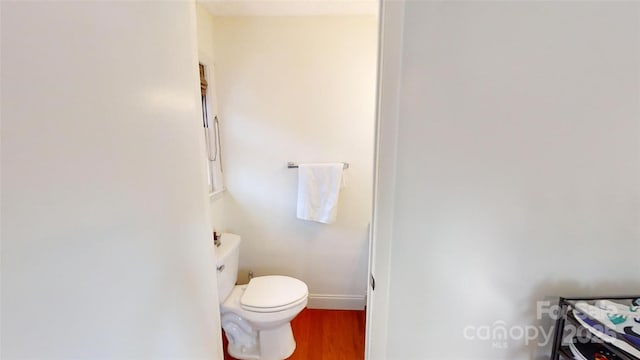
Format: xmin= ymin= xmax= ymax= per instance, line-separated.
xmin=221 ymin=276 xmax=308 ymax=360
xmin=215 ymin=233 xmax=308 ymax=360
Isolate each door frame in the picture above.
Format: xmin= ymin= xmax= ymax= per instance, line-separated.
xmin=365 ymin=0 xmax=405 ymax=358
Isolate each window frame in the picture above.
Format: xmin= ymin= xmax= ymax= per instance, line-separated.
xmin=199 ymin=58 xmax=225 ymax=199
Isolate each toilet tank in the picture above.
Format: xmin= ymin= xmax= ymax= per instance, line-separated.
xmin=215 ymin=233 xmax=241 ymax=303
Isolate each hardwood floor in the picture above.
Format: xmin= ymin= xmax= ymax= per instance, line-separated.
xmin=222 ymin=308 xmax=366 ymax=360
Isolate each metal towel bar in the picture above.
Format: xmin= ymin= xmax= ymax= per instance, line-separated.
xmin=287 ymin=162 xmax=349 ymax=169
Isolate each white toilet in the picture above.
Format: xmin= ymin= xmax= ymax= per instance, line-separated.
xmin=215 ymin=233 xmax=308 ymax=360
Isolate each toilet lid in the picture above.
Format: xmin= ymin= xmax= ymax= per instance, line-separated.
xmin=240 ymin=275 xmax=308 ymax=311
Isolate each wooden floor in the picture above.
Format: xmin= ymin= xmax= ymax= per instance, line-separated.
xmin=222 ymin=308 xmax=366 ymax=360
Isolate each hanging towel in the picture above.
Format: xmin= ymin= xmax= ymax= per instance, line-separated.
xmin=296 ymin=163 xmax=344 ymax=224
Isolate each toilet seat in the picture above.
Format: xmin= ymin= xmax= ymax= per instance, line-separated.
xmin=240 ymin=275 xmax=308 ymax=313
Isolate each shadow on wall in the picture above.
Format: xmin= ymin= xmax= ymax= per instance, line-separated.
xmin=505 ymin=279 xmax=640 ymax=360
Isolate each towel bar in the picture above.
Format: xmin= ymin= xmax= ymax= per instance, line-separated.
xmin=287 ymin=162 xmax=349 ymax=169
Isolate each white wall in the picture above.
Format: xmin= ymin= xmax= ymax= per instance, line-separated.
xmin=1 ymin=2 xmax=223 ymax=358
xmin=381 ymin=2 xmax=640 ymax=359
xmin=210 ymin=16 xmax=378 ymax=309
xmin=197 ymin=3 xmax=217 ymax=62
xmin=196 ymin=4 xmax=227 ymax=233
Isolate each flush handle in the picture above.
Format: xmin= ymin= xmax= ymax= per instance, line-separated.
xmin=217 ymin=265 xmax=225 ymax=272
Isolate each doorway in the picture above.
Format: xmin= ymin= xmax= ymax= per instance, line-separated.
xmin=195 ymin=2 xmax=380 ymax=359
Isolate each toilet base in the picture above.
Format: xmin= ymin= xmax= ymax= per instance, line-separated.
xmin=227 ymin=323 xmax=296 ymax=360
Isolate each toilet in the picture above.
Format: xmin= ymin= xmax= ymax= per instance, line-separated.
xmin=215 ymin=233 xmax=308 ymax=360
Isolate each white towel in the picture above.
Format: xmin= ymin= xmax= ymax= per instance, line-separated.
xmin=296 ymin=163 xmax=344 ymax=224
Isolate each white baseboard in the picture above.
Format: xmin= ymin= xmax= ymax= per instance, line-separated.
xmin=307 ymin=293 xmax=366 ymax=310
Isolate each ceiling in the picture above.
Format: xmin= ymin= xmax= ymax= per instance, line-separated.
xmin=197 ymin=0 xmax=378 ymax=16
